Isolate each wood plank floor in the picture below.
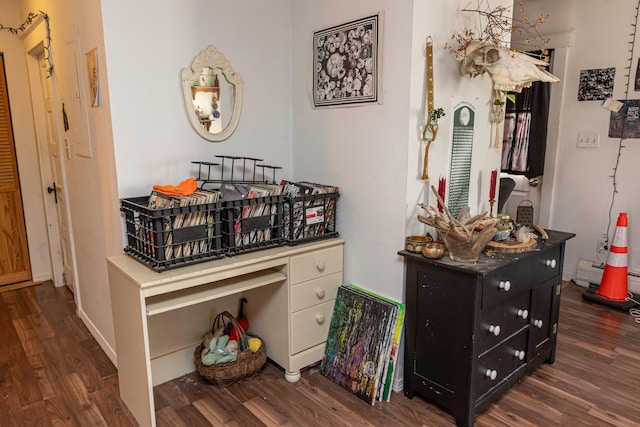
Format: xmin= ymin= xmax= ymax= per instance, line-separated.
xmin=1 ymin=281 xmax=639 ymax=426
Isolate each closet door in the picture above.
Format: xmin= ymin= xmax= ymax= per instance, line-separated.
xmin=0 ymin=53 xmax=32 ymax=286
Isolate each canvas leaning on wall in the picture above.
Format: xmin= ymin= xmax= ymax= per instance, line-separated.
xmin=320 ymin=284 xmax=404 ymax=405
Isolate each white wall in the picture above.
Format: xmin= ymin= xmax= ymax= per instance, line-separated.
xmin=101 ymin=0 xmax=295 ymax=198
xmin=292 ymin=0 xmax=506 ymax=302
xmin=291 ymin=1 xmax=413 ymax=301
xmin=0 ymin=1 xmax=52 ymax=282
xmin=518 ymin=0 xmax=640 ymax=292
xmin=15 ymin=0 xmax=124 ymax=360
xmin=291 ymin=0 xmax=508 ymax=387
xmin=407 ymin=2 xmax=506 ymax=235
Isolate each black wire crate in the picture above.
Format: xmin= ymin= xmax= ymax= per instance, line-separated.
xmin=283 ymin=191 xmax=339 ymax=244
xmin=221 ymin=193 xmax=285 ymax=255
xmin=280 ymin=180 xmax=339 ymax=245
xmin=121 ymin=194 xmax=223 ymax=271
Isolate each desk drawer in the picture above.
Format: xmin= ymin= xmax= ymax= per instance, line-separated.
xmin=291 ymin=272 xmax=341 ymax=312
xmin=483 ymin=246 xmax=561 ymax=309
xmin=291 ymin=300 xmax=335 ymax=354
xmin=290 ymin=245 xmax=343 ymax=284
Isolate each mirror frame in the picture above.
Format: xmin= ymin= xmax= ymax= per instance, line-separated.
xmin=182 ymin=45 xmax=243 ymax=142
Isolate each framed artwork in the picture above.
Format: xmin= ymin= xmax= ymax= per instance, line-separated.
xmin=577 ymin=68 xmax=615 ymax=101
xmin=313 ymin=13 xmax=382 ymax=108
xmin=609 ymin=99 xmax=640 ymax=138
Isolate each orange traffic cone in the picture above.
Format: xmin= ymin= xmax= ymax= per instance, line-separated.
xmin=597 ymin=213 xmax=629 ymax=301
xmin=583 ymin=212 xmax=637 ymax=310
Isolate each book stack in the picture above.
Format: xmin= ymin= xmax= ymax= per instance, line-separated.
xmin=281 ymin=180 xmax=339 ymax=243
xmin=220 ymin=183 xmax=284 ymax=252
xmin=320 ymin=284 xmax=405 ymax=405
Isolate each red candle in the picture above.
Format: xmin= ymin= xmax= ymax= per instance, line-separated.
xmin=438 ymin=176 xmax=446 ymax=212
xmin=489 ymin=169 xmax=497 ymax=202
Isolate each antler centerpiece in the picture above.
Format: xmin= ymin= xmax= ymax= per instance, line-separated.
xmin=418 ymin=186 xmax=499 ymax=262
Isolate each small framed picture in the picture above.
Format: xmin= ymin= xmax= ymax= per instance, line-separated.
xmin=86 ymin=47 xmax=99 ymax=108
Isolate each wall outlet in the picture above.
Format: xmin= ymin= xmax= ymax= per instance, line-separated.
xmin=577 ymin=132 xmax=600 ymax=148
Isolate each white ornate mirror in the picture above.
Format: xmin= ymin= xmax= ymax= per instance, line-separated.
xmin=182 ymin=45 xmax=243 ymax=142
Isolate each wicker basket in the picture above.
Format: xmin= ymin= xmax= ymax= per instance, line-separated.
xmin=194 ymin=311 xmax=267 ymax=387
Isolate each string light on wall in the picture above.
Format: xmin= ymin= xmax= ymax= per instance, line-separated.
xmin=604 ymin=0 xmax=639 ymax=242
xmin=0 ymin=11 xmax=53 ymax=76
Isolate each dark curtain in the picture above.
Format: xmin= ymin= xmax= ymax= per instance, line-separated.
xmin=501 ymin=51 xmax=552 ymax=179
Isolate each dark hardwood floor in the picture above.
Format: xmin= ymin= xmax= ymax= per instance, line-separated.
xmin=1 ymin=280 xmax=639 ymax=426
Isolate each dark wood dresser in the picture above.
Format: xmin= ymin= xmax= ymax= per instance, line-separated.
xmin=399 ymin=230 xmax=575 ymax=427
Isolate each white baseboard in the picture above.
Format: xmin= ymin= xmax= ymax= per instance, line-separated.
xmin=32 ymin=272 xmax=52 ymax=283
xmin=78 ymin=308 xmax=117 ymax=366
xmin=575 ymin=258 xmax=640 ymax=294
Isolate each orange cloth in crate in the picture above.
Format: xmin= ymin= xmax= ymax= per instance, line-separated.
xmin=152 ymin=178 xmax=198 ymax=197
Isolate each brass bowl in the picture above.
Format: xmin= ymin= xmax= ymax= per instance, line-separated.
xmin=422 ymin=242 xmax=446 ymax=259
xmin=406 ymin=235 xmax=432 ymax=253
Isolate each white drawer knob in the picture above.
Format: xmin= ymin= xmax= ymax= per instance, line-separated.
xmin=489 ymin=325 xmax=501 ymax=336
xmin=316 ymin=261 xmax=326 ymax=272
xmin=517 ymin=309 xmax=529 ymax=320
xmin=315 ymin=314 xmax=325 ymax=324
xmin=545 ymin=259 xmax=557 ymax=268
xmin=485 ymin=369 xmax=498 ymax=380
xmin=315 ymin=289 xmax=326 ymax=299
xmin=499 ymin=280 xmax=511 ymax=291
xmin=534 ymin=319 xmax=544 ymax=328
xmin=514 ymin=350 xmax=525 ymax=360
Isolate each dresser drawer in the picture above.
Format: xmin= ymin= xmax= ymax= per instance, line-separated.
xmin=290 ymin=245 xmax=343 ymax=285
xmin=477 ymin=292 xmax=531 ymax=355
xmin=290 ymin=300 xmax=335 ymax=354
xmin=482 ymin=246 xmax=562 ymax=309
xmin=291 ymin=272 xmax=341 ymax=313
xmin=474 ymin=332 xmax=528 ymax=399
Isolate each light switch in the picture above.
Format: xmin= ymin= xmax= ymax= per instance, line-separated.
xmin=577 ymin=132 xmax=600 ymax=148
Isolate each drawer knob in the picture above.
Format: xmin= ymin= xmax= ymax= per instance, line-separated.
xmin=315 ymin=314 xmax=325 ymax=324
xmin=315 ymin=289 xmax=326 ymax=299
xmin=514 ymin=350 xmax=525 ymax=360
xmin=545 ymin=259 xmax=557 ymax=268
xmin=534 ymin=319 xmax=544 ymax=328
xmin=517 ymin=309 xmax=529 ymax=320
xmin=316 ymin=261 xmax=326 ymax=272
xmin=488 ymin=325 xmax=501 ymax=336
xmin=485 ymin=369 xmax=498 ymax=380
xmin=499 ymin=280 xmax=511 ymax=291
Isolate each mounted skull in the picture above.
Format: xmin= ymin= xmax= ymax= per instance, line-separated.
xmin=457 ymin=44 xmax=560 ymax=92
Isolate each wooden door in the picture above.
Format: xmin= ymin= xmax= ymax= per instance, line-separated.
xmin=0 ymin=53 xmax=32 ymax=286
xmin=39 ymin=52 xmax=75 ymax=291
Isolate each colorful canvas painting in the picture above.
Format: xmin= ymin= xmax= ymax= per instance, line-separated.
xmin=321 ymin=284 xmax=404 ymax=405
xmin=348 ymin=284 xmax=405 ymax=402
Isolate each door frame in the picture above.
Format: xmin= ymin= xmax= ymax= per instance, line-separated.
xmin=512 ymin=30 xmax=573 ymax=228
xmin=20 ymin=15 xmax=80 ymax=299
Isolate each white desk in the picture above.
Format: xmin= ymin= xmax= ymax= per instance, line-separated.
xmin=107 ymin=238 xmax=344 ymax=427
